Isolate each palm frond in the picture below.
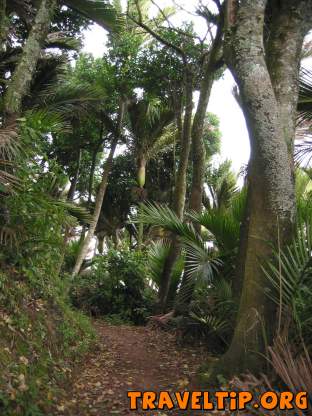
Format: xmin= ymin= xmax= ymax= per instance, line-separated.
xmin=216 ymin=178 xmax=239 ymax=210
xmin=0 ymin=168 xmax=21 ymax=190
xmin=146 ymin=97 xmax=162 ymax=125
xmin=295 ymin=134 xmax=312 ymax=167
xmin=148 ymin=240 xmax=179 ymax=284
xmin=64 ymin=0 xmax=124 ymax=33
xmin=188 ymin=210 xmax=238 ymax=252
xmin=45 ymin=32 xmax=82 ymax=51
xmin=269 ymin=338 xmax=312 ymax=415
xmin=189 ymin=311 xmax=228 ymax=334
xmin=188 ymin=188 xmax=246 ymax=254
xmin=135 ymin=202 xmax=199 ymax=243
xmin=128 ymin=98 xmax=175 ymax=155
xmin=297 ymin=68 xmax=312 ymax=125
xmin=231 ymin=339 xmax=312 ymax=416
xmin=0 ymin=125 xmax=20 ymax=160
xmin=148 ymin=240 xmax=184 ymax=303
xmin=147 ymin=123 xmax=176 ymax=160
xmin=213 ymin=278 xmax=233 ymax=306
xmin=205 ymin=159 xmax=238 ymax=210
xmin=136 ymin=203 xmax=222 ymax=305
xmin=35 ymin=82 xmax=104 ymax=117
xmin=262 ymin=222 xmax=312 ymax=326
xmin=0 ymin=226 xmax=18 ymax=247
xmin=0 ymin=125 xmax=21 ymax=192
xmin=184 ymin=239 xmax=222 ymax=283
xmin=54 ymin=200 xmax=92 ymax=225
xmin=25 ymin=109 xmax=71 ymax=135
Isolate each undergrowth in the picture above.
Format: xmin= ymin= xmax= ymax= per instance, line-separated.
xmin=0 ymin=267 xmax=94 ymax=416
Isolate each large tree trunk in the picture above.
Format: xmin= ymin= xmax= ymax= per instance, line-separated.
xmin=72 ymin=101 xmax=125 ymax=276
xmin=214 ymin=0 xmax=311 ymax=376
xmin=4 ymin=0 xmax=56 ymax=118
xmin=157 ymin=70 xmax=194 ymax=310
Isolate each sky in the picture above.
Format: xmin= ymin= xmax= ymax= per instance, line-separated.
xmin=82 ymin=1 xmax=251 ymax=173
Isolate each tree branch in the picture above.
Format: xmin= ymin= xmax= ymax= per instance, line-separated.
xmin=128 ymin=13 xmax=186 ymax=60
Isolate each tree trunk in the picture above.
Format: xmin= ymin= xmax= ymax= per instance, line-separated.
xmin=56 ymin=149 xmax=82 ymax=275
xmin=72 ymin=101 xmax=125 ymax=276
xmin=87 ymin=149 xmax=97 ymax=207
xmin=213 ymin=0 xmax=311 ymax=376
xmin=189 ymin=23 xmax=223 ymax=216
xmin=88 ymin=122 xmax=105 ymax=206
xmin=81 ymin=126 xmax=105 ymax=240
xmin=137 ymin=154 xmax=147 ymax=251
xmin=176 ymin=28 xmax=224 ymax=312
xmin=0 ymin=0 xmax=9 ymax=52
xmin=67 ymin=149 xmax=82 ymax=201
xmin=158 ymin=70 xmax=193 ymax=310
xmin=4 ymin=0 xmax=56 ymax=117
xmin=175 ymin=76 xmax=215 ymax=313
xmin=173 ymin=71 xmax=194 ymax=218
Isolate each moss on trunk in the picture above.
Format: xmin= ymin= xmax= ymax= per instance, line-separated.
xmin=4 ymin=0 xmax=57 ymax=116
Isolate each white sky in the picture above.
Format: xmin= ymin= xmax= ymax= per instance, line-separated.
xmin=82 ymin=0 xmax=251 ymax=172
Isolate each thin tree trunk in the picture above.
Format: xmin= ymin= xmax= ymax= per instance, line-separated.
xmin=87 ymin=121 xmax=105 ymax=206
xmin=213 ymin=0 xmax=311 ymax=376
xmin=137 ymin=154 xmax=147 ymax=251
xmin=72 ymin=101 xmax=125 ymax=276
xmin=56 ymin=149 xmax=82 ymax=275
xmin=87 ymin=148 xmax=98 ymax=206
xmin=173 ymin=71 xmax=194 ymax=218
xmin=80 ymin=125 xmax=106 ymax=240
xmin=158 ymin=70 xmax=193 ymax=310
xmin=189 ymin=32 xmax=223 ymax=215
xmin=175 ymin=79 xmax=215 ymax=313
xmin=0 ymin=0 xmax=8 ymax=52
xmin=67 ymin=149 xmax=82 ymax=201
xmin=4 ymin=0 xmax=56 ymax=117
xmin=176 ymin=28 xmax=224 ymax=311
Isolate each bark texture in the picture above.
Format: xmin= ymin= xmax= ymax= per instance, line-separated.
xmin=72 ymin=102 xmax=126 ymax=276
xmin=4 ymin=0 xmax=56 ymax=116
xmin=0 ymin=0 xmax=8 ymax=52
xmin=215 ymin=0 xmax=311 ymax=375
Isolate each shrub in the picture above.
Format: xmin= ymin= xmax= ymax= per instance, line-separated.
xmin=171 ymin=279 xmax=236 ymax=352
xmin=71 ymin=248 xmax=156 ymax=324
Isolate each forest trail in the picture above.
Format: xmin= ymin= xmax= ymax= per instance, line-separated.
xmin=58 ymin=320 xmax=213 ymax=416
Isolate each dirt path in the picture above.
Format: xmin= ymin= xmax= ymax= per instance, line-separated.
xmin=57 ymin=320 xmax=213 ymax=416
